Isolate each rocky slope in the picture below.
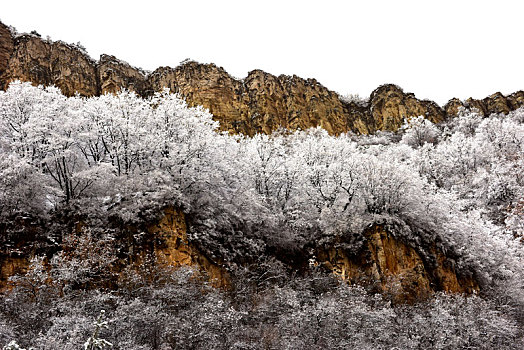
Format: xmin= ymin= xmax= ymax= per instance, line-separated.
xmin=0 ymin=22 xmax=14 ymax=88
xmin=1 ymin=31 xmax=98 ymax=96
xmin=1 ymin=20 xmax=523 ymax=135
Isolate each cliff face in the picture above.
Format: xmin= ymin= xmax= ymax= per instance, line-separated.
xmin=145 ymin=207 xmax=229 ymax=287
xmin=240 ymin=70 xmax=351 ymax=135
xmin=0 ymin=22 xmax=14 ymax=88
xmin=1 ymin=20 xmax=522 ymax=135
xmin=444 ymin=91 xmax=524 ymax=117
xmin=4 ymin=34 xmax=99 ymax=96
xmin=148 ymin=63 xmax=246 ymax=133
xmin=0 ymin=256 xmax=29 ymax=291
xmin=98 ymin=54 xmax=147 ymax=95
xmin=316 ymin=224 xmax=478 ymax=303
xmin=369 ymin=84 xmax=446 ymax=131
xmin=1 ymin=212 xmax=477 ymax=301
xmin=148 ymin=63 xmax=354 ymax=135
xmin=0 ymin=208 xmax=229 ymax=291
xmin=0 ymin=215 xmax=46 ymax=291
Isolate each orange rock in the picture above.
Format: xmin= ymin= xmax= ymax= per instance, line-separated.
xmin=147 ymin=207 xmax=230 ymax=288
xmin=316 ymin=224 xmax=478 ymax=303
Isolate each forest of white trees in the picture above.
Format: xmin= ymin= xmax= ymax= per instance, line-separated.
xmin=0 ymin=82 xmax=523 ymax=349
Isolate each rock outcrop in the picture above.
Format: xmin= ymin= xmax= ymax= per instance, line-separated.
xmin=444 ymin=91 xmax=524 ymax=117
xmin=369 ymin=84 xmax=446 ymax=131
xmin=148 ymin=63 xmax=355 ymax=135
xmin=3 ymin=34 xmax=99 ymax=96
xmin=1 ymin=20 xmax=522 ymax=136
xmin=315 ymin=224 xmax=478 ymax=303
xmin=98 ymin=54 xmax=147 ymax=95
xmin=0 ymin=208 xmax=229 ymax=290
xmin=0 ymin=22 xmax=14 ymax=88
xmin=1 ymin=212 xmax=478 ymax=301
xmin=0 ymin=214 xmax=47 ymax=291
xmin=148 ymin=63 xmax=247 ymax=133
xmin=145 ymin=207 xmax=229 ymax=287
xmin=0 ymin=256 xmax=29 ymax=291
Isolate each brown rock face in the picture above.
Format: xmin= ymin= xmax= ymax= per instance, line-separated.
xmin=148 ymin=62 xmax=246 ymax=133
xmin=3 ymin=34 xmax=99 ymax=96
xmin=148 ymin=63 xmax=355 ymax=135
xmin=507 ymin=90 xmax=524 ymax=110
xmin=146 ymin=207 xmax=229 ymax=287
xmin=316 ymin=224 xmax=478 ymax=303
xmin=98 ymin=54 xmax=147 ymax=95
xmin=444 ymin=97 xmax=465 ymax=117
xmin=0 ymin=256 xmax=30 ymax=291
xmin=242 ymin=71 xmax=350 ymax=135
xmin=369 ymin=84 xmax=446 ymax=131
xmin=483 ymin=92 xmax=511 ymax=115
xmin=0 ymin=22 xmax=14 ymax=88
xmin=0 ymin=214 xmax=44 ymax=291
xmin=464 ymin=97 xmax=488 ymax=115
xmin=147 ymin=65 xmax=449 ymax=135
xmin=0 ymin=208 xmax=229 ymax=290
xmin=444 ymin=90 xmax=524 ymax=118
xmin=1 ymin=20 xmax=523 ymax=135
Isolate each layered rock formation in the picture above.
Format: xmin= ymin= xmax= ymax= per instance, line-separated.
xmin=148 ymin=63 xmax=356 ymax=135
xmin=444 ymin=90 xmax=524 ymax=118
xmin=315 ymin=224 xmax=478 ymax=303
xmin=1 ymin=209 xmax=478 ymax=301
xmin=369 ymin=84 xmax=445 ymax=131
xmin=1 ymin=20 xmax=523 ymax=135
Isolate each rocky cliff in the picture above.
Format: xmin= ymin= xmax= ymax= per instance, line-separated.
xmin=145 ymin=207 xmax=229 ymax=288
xmin=0 ymin=208 xmax=229 ymax=291
xmin=1 ymin=20 xmax=523 ymax=135
xmin=0 ymin=207 xmax=479 ymax=303
xmin=315 ymin=224 xmax=478 ymax=303
xmin=2 ymin=33 xmax=98 ymax=96
xmin=98 ymin=54 xmax=147 ymax=95
xmin=1 ymin=208 xmax=478 ymax=302
xmin=0 ymin=22 xmax=14 ymax=89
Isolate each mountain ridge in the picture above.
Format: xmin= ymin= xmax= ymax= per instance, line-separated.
xmin=1 ymin=20 xmax=524 ymax=135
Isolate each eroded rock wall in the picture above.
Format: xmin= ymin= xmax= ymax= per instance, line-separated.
xmin=3 ymin=34 xmax=99 ymax=96
xmin=98 ymin=54 xmax=147 ymax=95
xmin=0 ymin=22 xmax=14 ymax=88
xmin=369 ymin=84 xmax=446 ymax=131
xmin=146 ymin=207 xmax=229 ymax=287
xmin=444 ymin=91 xmax=524 ymax=117
xmin=315 ymin=224 xmax=478 ymax=303
xmin=0 ymin=256 xmax=29 ymax=291
xmin=0 ymin=208 xmax=229 ymax=290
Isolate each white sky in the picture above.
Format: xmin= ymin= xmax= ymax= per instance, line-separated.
xmin=2 ymin=0 xmax=523 ymax=105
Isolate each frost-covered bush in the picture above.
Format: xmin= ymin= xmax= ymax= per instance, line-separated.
xmin=339 ymin=93 xmax=369 ymax=107
xmin=401 ymin=115 xmax=441 ymax=148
